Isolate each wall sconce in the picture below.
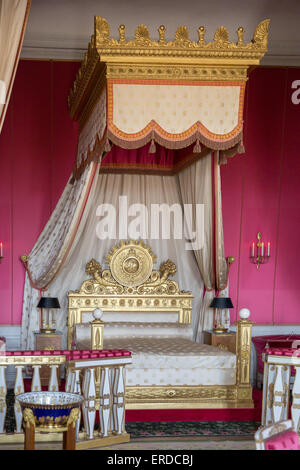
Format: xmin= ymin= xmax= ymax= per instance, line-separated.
xmin=250 ymin=232 xmax=270 ymax=269
xmin=0 ymin=242 xmax=3 ymax=263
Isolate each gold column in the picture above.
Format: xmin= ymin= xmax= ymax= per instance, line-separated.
xmin=235 ymin=319 xmax=254 ymax=405
xmin=91 ymin=319 xmax=104 ymax=350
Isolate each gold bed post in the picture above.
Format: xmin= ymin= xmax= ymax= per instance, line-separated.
xmin=91 ymin=319 xmax=104 ymax=350
xmin=235 ymin=318 xmax=254 ymax=407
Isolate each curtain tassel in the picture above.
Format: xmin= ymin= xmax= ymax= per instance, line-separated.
xmin=237 ymin=140 xmax=245 ymax=154
xmin=193 ymin=138 xmax=201 ymax=153
xmin=149 ymin=138 xmax=156 ymax=154
xmin=104 ymin=137 xmax=111 ymax=152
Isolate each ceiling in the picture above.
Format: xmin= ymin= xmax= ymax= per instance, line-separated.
xmin=21 ymin=0 xmax=300 ymax=65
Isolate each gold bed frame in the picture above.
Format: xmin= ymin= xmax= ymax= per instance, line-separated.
xmin=67 ymin=241 xmax=254 ymax=409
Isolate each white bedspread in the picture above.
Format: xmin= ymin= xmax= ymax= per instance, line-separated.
xmin=103 ymin=337 xmax=236 ymax=386
xmin=75 ymin=325 xmax=237 ymax=386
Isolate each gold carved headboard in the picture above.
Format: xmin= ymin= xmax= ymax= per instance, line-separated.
xmin=67 ymin=240 xmax=193 ymax=348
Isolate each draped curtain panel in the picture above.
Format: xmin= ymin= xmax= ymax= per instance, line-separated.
xmin=21 ymin=162 xmax=100 ymax=348
xmin=0 ymin=0 xmax=31 ymax=133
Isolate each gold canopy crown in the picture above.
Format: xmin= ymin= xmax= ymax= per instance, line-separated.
xmin=68 ymin=17 xmax=270 ymax=120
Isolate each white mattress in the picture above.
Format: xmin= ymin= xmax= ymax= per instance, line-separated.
xmin=100 ymin=337 xmax=237 ymax=386
xmin=75 ymin=325 xmax=237 ymax=386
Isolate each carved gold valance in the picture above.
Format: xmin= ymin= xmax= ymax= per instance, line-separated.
xmin=68 ymin=17 xmax=270 ymax=178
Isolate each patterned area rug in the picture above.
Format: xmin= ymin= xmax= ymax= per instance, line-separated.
xmin=125 ymin=421 xmax=260 ymax=439
xmin=5 ymin=390 xmax=260 ymax=439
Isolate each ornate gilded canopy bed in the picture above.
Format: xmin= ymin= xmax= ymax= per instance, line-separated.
xmin=20 ymin=16 xmax=269 ymax=410
xmin=68 ymin=240 xmax=254 ymax=409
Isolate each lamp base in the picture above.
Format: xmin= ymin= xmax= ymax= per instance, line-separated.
xmin=40 ymin=328 xmax=56 ymax=334
xmin=212 ymin=326 xmax=229 ymax=334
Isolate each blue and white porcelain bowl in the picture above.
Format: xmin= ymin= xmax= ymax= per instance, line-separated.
xmin=16 ymin=391 xmax=83 ymax=431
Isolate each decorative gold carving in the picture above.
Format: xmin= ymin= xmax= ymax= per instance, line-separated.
xmin=253 ymin=19 xmax=270 ymax=49
xmin=91 ymin=16 xmax=269 ymax=58
xmin=67 ymin=408 xmax=79 ymax=428
xmin=85 ymin=259 xmax=117 ymax=287
xmin=217 ymin=344 xmax=229 ymax=351
xmin=108 ymin=240 xmax=155 ymax=288
xmin=0 ymin=356 xmax=65 ymax=366
xmin=23 ymin=408 xmax=35 ymax=429
xmin=106 ymin=64 xmax=248 ymax=81
xmin=214 ymin=26 xmax=229 ymax=45
xmin=126 ymin=385 xmax=238 ymax=402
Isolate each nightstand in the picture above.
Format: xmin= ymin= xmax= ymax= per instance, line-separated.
xmin=34 ymin=331 xmax=63 ymax=386
xmin=203 ymin=330 xmax=236 ymax=353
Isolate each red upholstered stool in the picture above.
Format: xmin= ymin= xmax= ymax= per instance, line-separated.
xmin=255 ymin=419 xmax=300 ymax=450
xmin=265 ymin=430 xmax=300 ymax=450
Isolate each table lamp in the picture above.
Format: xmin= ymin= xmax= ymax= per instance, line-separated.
xmin=209 ymin=297 xmax=234 ymax=333
xmin=37 ymin=297 xmax=60 ymax=333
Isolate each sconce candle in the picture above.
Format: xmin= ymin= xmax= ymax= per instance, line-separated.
xmin=0 ymin=242 xmax=3 ymax=263
xmin=250 ymin=232 xmax=271 ymax=269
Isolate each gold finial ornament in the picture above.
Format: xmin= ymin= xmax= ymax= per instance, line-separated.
xmin=237 ymin=27 xmax=245 ymax=46
xmin=158 ymin=25 xmax=166 ymax=44
xmin=197 ymin=26 xmax=206 ymax=45
xmin=119 ymin=24 xmax=126 ymax=43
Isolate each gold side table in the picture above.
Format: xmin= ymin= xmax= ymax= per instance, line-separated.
xmin=203 ymin=330 xmax=236 ymax=353
xmin=34 ymin=331 xmax=63 ymax=386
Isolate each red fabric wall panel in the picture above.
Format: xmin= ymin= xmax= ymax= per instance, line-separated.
xmin=0 ymin=105 xmax=13 ymax=324
xmin=273 ymin=69 xmax=300 ymax=324
xmin=222 ymin=67 xmax=300 ymax=325
xmin=0 ymin=60 xmax=79 ymax=325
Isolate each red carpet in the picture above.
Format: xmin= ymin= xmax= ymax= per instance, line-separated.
xmin=23 ymin=379 xmax=263 ymax=422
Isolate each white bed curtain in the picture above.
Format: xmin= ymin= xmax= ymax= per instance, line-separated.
xmin=0 ymin=0 xmax=31 ymax=133
xmin=178 ymin=154 xmax=215 ymax=337
xmin=21 ymin=162 xmax=100 ymax=348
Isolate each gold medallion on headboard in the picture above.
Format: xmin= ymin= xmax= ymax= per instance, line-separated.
xmin=107 ymin=241 xmax=155 ymax=288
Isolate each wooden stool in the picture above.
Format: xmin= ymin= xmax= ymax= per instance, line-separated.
xmin=23 ymin=407 xmax=79 ymax=450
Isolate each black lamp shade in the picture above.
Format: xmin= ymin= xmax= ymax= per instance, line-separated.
xmin=210 ymin=297 xmax=234 ymax=309
xmin=37 ymin=297 xmax=60 ymax=309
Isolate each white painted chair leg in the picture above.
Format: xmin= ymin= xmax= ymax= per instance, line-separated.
xmin=65 ymin=368 xmax=73 ymax=392
xmin=48 ymin=365 xmax=59 ymax=392
xmin=82 ymin=368 xmax=96 ymax=440
xmin=0 ymin=366 xmax=7 ymax=434
xmin=272 ymin=365 xmax=290 ymax=423
xmin=113 ymin=366 xmax=125 ymax=435
xmin=31 ymin=366 xmax=41 ymax=392
xmin=291 ymin=366 xmax=300 ymax=432
xmin=14 ymin=366 xmax=24 ymax=433
xmin=99 ymin=366 xmax=110 ymax=437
